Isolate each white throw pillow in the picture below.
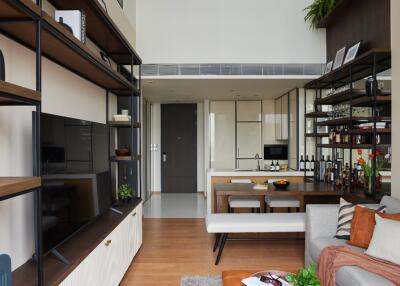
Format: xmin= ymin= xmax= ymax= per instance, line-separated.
xmin=366 ymin=215 xmax=400 ymax=265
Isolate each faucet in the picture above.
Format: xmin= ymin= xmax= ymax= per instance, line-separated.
xmin=255 ymin=154 xmax=261 ymax=171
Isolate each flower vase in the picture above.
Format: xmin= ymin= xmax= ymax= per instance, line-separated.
xmin=364 ymin=176 xmax=374 ymax=197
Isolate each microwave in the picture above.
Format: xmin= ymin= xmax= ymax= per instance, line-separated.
xmin=264 ymin=144 xmax=288 ymax=160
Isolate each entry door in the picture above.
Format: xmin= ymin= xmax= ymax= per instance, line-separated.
xmin=161 ymin=104 xmax=197 ymax=193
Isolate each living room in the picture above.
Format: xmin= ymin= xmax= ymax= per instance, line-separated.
xmin=1 ymin=0 xmax=400 ymax=286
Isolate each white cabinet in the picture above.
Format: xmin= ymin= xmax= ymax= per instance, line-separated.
xmin=210 ymin=101 xmax=236 ymax=169
xmin=236 ymin=123 xmax=262 ymax=159
xmin=237 ymin=101 xmax=262 ymax=122
xmin=275 ymin=95 xmax=288 ymax=141
xmin=60 ymin=203 xmax=143 ymax=286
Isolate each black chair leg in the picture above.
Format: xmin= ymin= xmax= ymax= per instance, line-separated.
xmin=215 ymin=233 xmax=228 ymax=265
xmin=213 ymin=234 xmax=221 ymax=252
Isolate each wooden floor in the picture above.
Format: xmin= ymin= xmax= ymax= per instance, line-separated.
xmin=121 ymin=218 xmax=305 ymax=286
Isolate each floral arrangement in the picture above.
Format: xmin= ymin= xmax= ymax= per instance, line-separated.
xmin=356 ymin=149 xmax=389 ymax=177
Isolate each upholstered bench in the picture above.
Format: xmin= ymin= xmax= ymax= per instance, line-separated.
xmin=206 ymin=213 xmax=306 ymax=264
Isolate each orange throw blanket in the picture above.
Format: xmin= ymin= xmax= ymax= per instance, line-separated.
xmin=318 ymin=246 xmax=400 ymax=286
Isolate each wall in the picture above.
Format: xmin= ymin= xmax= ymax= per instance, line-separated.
xmin=136 ymin=0 xmax=326 ymax=64
xmin=391 ymin=0 xmax=400 ymax=199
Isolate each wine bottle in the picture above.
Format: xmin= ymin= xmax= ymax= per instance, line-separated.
xmin=305 ymin=155 xmax=311 ymax=171
xmin=319 ymin=155 xmax=326 ymax=181
xmin=276 ymin=161 xmax=280 ymax=172
xmin=300 ymin=155 xmax=305 ymax=171
xmin=311 ymin=155 xmax=315 ymax=171
xmin=329 ymin=128 xmax=334 ymax=144
xmin=335 ymin=127 xmax=341 ymax=144
xmin=270 ymin=161 xmax=275 ymax=172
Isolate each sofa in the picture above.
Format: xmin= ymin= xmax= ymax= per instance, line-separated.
xmin=305 ymin=195 xmax=400 ymax=286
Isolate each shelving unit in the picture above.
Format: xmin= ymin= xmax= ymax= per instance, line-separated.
xmin=303 ymin=49 xmax=392 ymax=196
xmin=0 ymin=0 xmax=142 ymax=285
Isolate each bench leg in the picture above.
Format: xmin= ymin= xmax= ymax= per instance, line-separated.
xmin=213 ymin=233 xmax=221 ymax=252
xmin=215 ymin=233 xmax=228 ymax=265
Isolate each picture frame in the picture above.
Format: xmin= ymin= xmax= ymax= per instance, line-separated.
xmin=343 ymin=42 xmax=361 ymax=64
xmin=333 ymin=47 xmax=346 ymax=70
xmin=324 ymin=61 xmax=333 ymax=74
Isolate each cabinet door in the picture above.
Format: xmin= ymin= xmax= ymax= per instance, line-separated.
xmin=274 ymin=98 xmax=282 ymax=140
xmin=210 ymin=101 xmax=236 ymax=168
xmin=134 ymin=203 xmax=143 ymax=255
xmin=236 ymin=123 xmax=262 ymax=159
xmin=236 ymin=159 xmax=259 ymax=170
xmin=281 ymin=94 xmax=288 ymax=140
xmin=236 ymin=101 xmax=261 ymax=122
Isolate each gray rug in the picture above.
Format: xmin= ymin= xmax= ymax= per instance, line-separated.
xmin=181 ymin=275 xmax=222 ymax=286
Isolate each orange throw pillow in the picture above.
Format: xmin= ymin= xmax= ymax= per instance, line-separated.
xmin=347 ymin=205 xmax=400 ymax=248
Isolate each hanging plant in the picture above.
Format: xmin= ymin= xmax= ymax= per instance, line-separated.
xmin=304 ymin=0 xmax=337 ymax=29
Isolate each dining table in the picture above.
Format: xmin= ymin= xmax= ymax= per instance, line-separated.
xmin=213 ymin=182 xmax=345 ymax=213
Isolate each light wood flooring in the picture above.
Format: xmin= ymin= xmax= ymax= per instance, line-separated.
xmin=121 ymin=219 xmax=305 ymax=286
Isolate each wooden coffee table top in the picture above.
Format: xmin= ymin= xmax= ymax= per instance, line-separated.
xmin=222 ymin=270 xmax=289 ymax=286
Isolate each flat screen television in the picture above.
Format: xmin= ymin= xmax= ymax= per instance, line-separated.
xmin=39 ymin=112 xmax=112 ymax=254
xmin=264 ymin=144 xmax=288 ymax=160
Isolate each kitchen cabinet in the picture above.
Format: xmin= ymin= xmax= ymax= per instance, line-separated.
xmin=275 ymin=95 xmax=288 ymax=141
xmin=210 ymin=101 xmax=236 ymax=169
xmin=236 ymin=122 xmax=262 ymax=159
xmin=237 ymin=101 xmax=262 ymax=122
xmin=60 ymin=203 xmax=143 ymax=286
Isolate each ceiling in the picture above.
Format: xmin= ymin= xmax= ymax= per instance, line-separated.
xmin=141 ymin=77 xmax=315 ymax=102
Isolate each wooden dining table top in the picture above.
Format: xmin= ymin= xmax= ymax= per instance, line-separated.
xmin=214 ymin=182 xmax=344 ymax=196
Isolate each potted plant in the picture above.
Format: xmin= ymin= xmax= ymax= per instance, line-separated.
xmin=304 ymin=0 xmax=337 ymax=29
xmin=285 ymin=264 xmax=321 ymax=286
xmin=357 ymin=149 xmax=389 ymax=196
xmin=118 ymin=184 xmax=134 ymax=203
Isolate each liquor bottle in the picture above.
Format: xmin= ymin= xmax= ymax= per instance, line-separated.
xmin=329 ymin=128 xmax=334 ymax=144
xmin=330 ymin=163 xmax=335 ymax=182
xmin=335 ymin=127 xmax=341 ymax=144
xmin=319 ymin=155 xmax=326 ymax=181
xmin=343 ymin=128 xmax=349 ymax=144
xmin=327 ymin=155 xmax=332 ymax=165
xmin=300 ymin=155 xmax=305 ymax=171
xmin=276 ymin=161 xmax=280 ymax=172
xmin=311 ymin=155 xmax=315 ymax=171
xmin=305 ymin=155 xmax=311 ymax=171
xmin=325 ymin=163 xmax=331 ymax=183
xmin=270 ymin=161 xmax=275 ymax=172
xmin=340 ymin=127 xmax=346 ymax=144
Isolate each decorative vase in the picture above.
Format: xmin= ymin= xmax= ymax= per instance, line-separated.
xmin=364 ymin=175 xmax=382 ymax=196
xmin=0 ymin=48 xmax=5 ymax=81
xmin=365 ymin=76 xmax=377 ymax=97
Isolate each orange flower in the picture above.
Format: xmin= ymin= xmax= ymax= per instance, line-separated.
xmin=357 ymin=149 xmax=363 ymax=155
xmin=357 ymin=158 xmax=366 ymax=165
xmin=369 ymin=153 xmax=375 ymax=159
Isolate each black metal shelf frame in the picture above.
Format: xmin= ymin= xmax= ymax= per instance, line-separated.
xmin=303 ymin=50 xmax=392 ymax=195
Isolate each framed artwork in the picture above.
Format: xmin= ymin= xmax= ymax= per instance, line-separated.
xmin=117 ymin=0 xmax=123 ymax=8
xmin=333 ymin=47 xmax=346 ymax=70
xmin=343 ymin=42 xmax=361 ymax=64
xmin=324 ymin=61 xmax=333 ymax=74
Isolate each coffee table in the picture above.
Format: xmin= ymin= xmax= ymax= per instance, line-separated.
xmin=222 ymin=270 xmax=290 ymax=286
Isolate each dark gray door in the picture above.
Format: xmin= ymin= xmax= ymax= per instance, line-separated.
xmin=161 ymin=104 xmax=197 ymax=193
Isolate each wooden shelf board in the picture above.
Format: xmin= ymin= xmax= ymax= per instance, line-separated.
xmin=305 ymin=111 xmax=330 ymax=118
xmin=316 ymin=116 xmax=391 ymax=126
xmin=305 ymin=49 xmax=391 ymax=90
xmin=315 ymin=89 xmax=365 ymax=105
xmin=0 ymin=80 xmax=41 ymax=105
xmin=349 ymin=128 xmax=391 ymax=135
xmin=48 ymin=0 xmax=141 ymax=65
xmin=13 ymin=199 xmax=142 ymax=286
xmin=0 ymin=0 xmax=40 ymax=19
xmin=111 ymin=155 xmax=142 ymax=162
xmin=351 ymin=95 xmax=391 ymax=107
xmin=305 ymin=133 xmax=329 ymax=137
xmin=0 ymin=11 xmax=138 ymax=95
xmin=0 ymin=177 xmax=41 ymax=200
xmin=108 ymin=121 xmax=141 ymax=128
xmin=317 ymin=143 xmax=391 ymax=149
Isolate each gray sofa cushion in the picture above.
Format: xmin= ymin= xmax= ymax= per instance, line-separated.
xmin=336 ymin=266 xmax=395 ymax=286
xmin=380 ymin=195 xmax=400 ymax=214
xmin=309 ymin=237 xmax=364 ymax=262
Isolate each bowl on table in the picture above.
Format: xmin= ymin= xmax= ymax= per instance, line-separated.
xmin=272 ymin=180 xmax=290 ymax=190
xmin=115 ymin=148 xmax=130 ymax=156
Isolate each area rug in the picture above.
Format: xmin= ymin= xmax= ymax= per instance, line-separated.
xmin=180 ymin=275 xmax=222 ymax=286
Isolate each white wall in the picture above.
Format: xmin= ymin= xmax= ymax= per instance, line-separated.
xmin=391 ymin=0 xmax=400 ymax=199
xmin=136 ymin=0 xmax=326 ymax=64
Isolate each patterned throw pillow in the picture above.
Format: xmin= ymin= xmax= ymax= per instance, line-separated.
xmin=334 ymin=198 xmax=386 ymax=240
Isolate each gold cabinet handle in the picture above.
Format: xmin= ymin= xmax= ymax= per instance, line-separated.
xmin=132 ymin=212 xmax=137 ymax=216
xmin=105 ymin=239 xmax=112 ymax=246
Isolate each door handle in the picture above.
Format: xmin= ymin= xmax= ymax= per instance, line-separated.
xmin=132 ymin=212 xmax=137 ymax=217
xmin=162 ymin=152 xmax=167 ymax=163
xmin=105 ymin=239 xmax=112 ymax=246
